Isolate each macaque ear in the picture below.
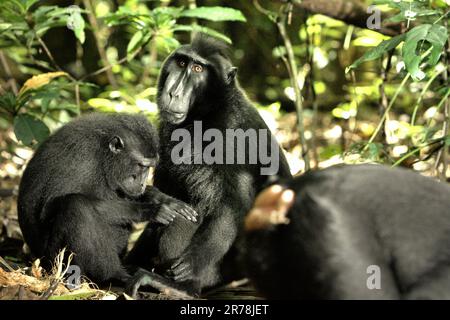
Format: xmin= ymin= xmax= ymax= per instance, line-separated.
xmin=109 ymin=136 xmax=124 ymax=154
xmin=226 ymin=67 xmax=238 ymax=84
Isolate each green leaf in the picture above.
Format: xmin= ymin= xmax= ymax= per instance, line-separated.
xmin=126 ymin=30 xmax=152 ymax=59
xmin=385 ymin=12 xmax=406 ymax=23
xmin=173 ymin=25 xmax=232 ymax=44
xmin=67 ymin=7 xmax=86 ymax=44
xmin=180 ymin=6 xmax=246 ymax=22
xmin=402 ymin=24 xmax=448 ymax=81
xmin=48 ymin=103 xmax=80 ymax=114
xmin=0 ymin=23 xmax=13 ymax=32
xmin=0 ymin=92 xmax=17 ymax=114
xmin=22 ymin=0 xmax=39 ymax=10
xmin=127 ymin=30 xmax=144 ymax=54
xmin=158 ymin=35 xmax=181 ymax=52
xmin=14 ymin=114 xmax=50 ymax=146
xmin=346 ymin=34 xmax=405 ymax=72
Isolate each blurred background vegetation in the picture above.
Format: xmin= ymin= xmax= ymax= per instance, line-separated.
xmin=0 ymin=0 xmax=450 ymax=280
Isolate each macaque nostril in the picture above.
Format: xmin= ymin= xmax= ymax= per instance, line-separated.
xmin=132 ymin=174 xmax=137 ymax=180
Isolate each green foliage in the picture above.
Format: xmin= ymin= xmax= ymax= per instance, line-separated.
xmin=348 ymin=0 xmax=449 ymax=81
xmin=343 ymin=0 xmax=450 ymax=165
xmin=105 ymin=4 xmax=244 ymax=59
xmin=0 ymin=1 xmax=86 ymax=45
xmin=0 ymin=72 xmax=79 ymax=146
xmin=180 ymin=7 xmax=246 ymax=22
xmin=13 ymin=114 xmax=49 ymax=146
xmin=402 ymin=24 xmax=447 ymax=81
xmin=0 ymin=0 xmax=245 ymax=148
xmin=346 ymin=34 xmax=405 ymax=72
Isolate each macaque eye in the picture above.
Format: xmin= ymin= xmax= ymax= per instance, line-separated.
xmin=192 ymin=64 xmax=203 ymax=73
xmin=177 ymin=60 xmax=186 ymax=68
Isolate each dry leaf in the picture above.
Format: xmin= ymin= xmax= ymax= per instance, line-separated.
xmin=18 ymin=72 xmax=68 ymax=96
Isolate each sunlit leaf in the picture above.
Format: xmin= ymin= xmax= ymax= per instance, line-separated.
xmin=67 ymin=6 xmax=86 ymax=44
xmin=346 ymin=34 xmax=405 ymax=72
xmin=181 ymin=7 xmax=246 ymax=22
xmin=0 ymin=92 xmax=17 ymax=114
xmin=0 ymin=23 xmax=13 ymax=32
xmin=402 ymin=24 xmax=448 ymax=81
xmin=127 ymin=30 xmax=144 ymax=54
xmin=18 ymin=72 xmax=68 ymax=96
xmin=173 ymin=25 xmax=232 ymax=44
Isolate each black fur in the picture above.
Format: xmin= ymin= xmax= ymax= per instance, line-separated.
xmin=127 ymin=34 xmax=292 ymax=295
xmin=245 ymin=164 xmax=450 ymax=299
xmin=18 ymin=113 xmax=197 ymax=284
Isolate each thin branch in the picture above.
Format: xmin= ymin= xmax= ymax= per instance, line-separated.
xmin=82 ymin=0 xmax=118 ymax=88
xmin=254 ymin=0 xmax=310 ymax=171
xmin=80 ymin=54 xmax=134 ymax=81
xmin=276 ymin=5 xmax=310 ymax=171
xmin=304 ymin=15 xmax=319 ymax=169
xmin=204 ymin=278 xmax=250 ymax=297
xmin=365 ymin=73 xmax=411 ymax=150
xmin=282 ymin=0 xmax=402 ymax=36
xmin=378 ymin=50 xmax=394 ymax=145
xmin=34 ymin=32 xmax=77 ymax=82
xmin=435 ymin=13 xmax=450 ymax=181
xmin=0 ymin=51 xmax=19 ymax=95
xmin=0 ymin=256 xmax=15 ymax=272
xmin=36 ymin=36 xmax=62 ymax=72
xmin=188 ymin=0 xmax=198 ymax=41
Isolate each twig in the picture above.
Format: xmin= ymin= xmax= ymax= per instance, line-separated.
xmin=411 ymin=68 xmax=445 ymax=126
xmin=204 ymin=278 xmax=250 ymax=296
xmin=365 ymin=73 xmax=411 ymax=151
xmin=255 ymin=0 xmax=310 ymax=170
xmin=75 ymin=83 xmax=80 ymax=108
xmin=36 ymin=36 xmax=62 ymax=73
xmin=82 ymin=0 xmax=118 ymax=88
xmin=276 ymin=5 xmax=310 ymax=171
xmin=0 ymin=51 xmax=19 ymax=95
xmin=304 ymin=14 xmax=319 ymax=169
xmin=392 ymin=138 xmax=444 ymax=167
xmin=0 ymin=256 xmax=15 ymax=272
xmin=80 ymin=54 xmax=134 ymax=81
xmin=39 ymin=279 xmax=59 ymax=300
xmin=188 ymin=0 xmax=198 ymax=41
xmin=435 ymin=13 xmax=450 ymax=181
xmin=378 ymin=50 xmax=394 ymax=145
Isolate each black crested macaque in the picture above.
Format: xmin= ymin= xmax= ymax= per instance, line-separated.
xmin=127 ymin=34 xmax=292 ymax=295
xmin=18 ymin=113 xmax=197 ymax=284
xmin=244 ymin=164 xmax=450 ymax=299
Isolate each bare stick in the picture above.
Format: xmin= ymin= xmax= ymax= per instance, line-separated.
xmin=0 ymin=51 xmax=19 ymax=95
xmin=435 ymin=13 xmax=450 ymax=181
xmin=204 ymin=278 xmax=250 ymax=296
xmin=82 ymin=0 xmax=118 ymax=88
xmin=0 ymin=256 xmax=15 ymax=272
xmin=276 ymin=5 xmax=310 ymax=170
xmin=379 ymin=51 xmax=394 ymax=145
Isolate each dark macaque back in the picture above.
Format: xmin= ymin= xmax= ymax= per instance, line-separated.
xmin=244 ymin=164 xmax=450 ymax=299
